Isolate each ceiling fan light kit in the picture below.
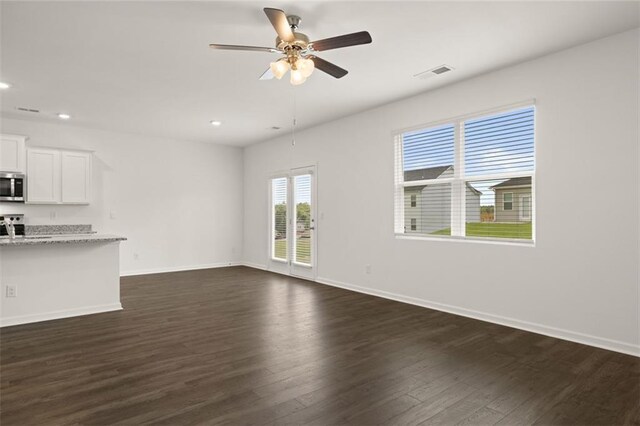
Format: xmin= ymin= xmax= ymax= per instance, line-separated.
xmin=209 ymin=7 xmax=372 ymax=85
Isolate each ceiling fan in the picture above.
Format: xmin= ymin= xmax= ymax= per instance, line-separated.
xmin=209 ymin=8 xmax=372 ymax=85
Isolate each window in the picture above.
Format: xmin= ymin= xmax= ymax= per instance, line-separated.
xmin=503 ymin=192 xmax=513 ymax=211
xmin=271 ymin=177 xmax=288 ymax=260
xmin=395 ymin=104 xmax=535 ymax=242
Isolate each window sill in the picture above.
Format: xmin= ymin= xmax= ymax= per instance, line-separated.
xmin=395 ymin=233 xmax=535 ymax=247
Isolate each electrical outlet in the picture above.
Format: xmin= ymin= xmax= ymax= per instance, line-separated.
xmin=110 ymin=211 xmax=117 ymax=220
xmin=6 ymin=285 xmax=17 ymax=298
xmin=365 ymin=265 xmax=372 ymax=274
xmin=133 ymin=253 xmax=139 ymax=260
xmin=49 ymin=211 xmax=56 ymax=220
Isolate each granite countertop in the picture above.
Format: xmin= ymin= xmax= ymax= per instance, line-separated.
xmin=0 ymin=234 xmax=127 ymax=246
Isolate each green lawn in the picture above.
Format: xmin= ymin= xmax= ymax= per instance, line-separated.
xmin=431 ymin=222 xmax=532 ymax=239
xmin=274 ymin=238 xmax=311 ymax=263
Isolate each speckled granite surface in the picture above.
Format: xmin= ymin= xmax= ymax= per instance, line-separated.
xmin=26 ymin=224 xmax=95 ymax=235
xmin=0 ymin=234 xmax=126 ymax=246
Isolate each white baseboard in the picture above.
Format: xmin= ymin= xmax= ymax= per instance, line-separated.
xmin=119 ymin=261 xmax=640 ymax=357
xmin=120 ymin=261 xmax=242 ymax=277
xmin=240 ymin=261 xmax=268 ymax=271
xmin=313 ymin=276 xmax=639 ymax=357
xmin=1 ymin=303 xmax=123 ymax=328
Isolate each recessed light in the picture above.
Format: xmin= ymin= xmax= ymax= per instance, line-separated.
xmin=0 ymin=82 xmax=11 ymax=90
xmin=57 ymin=113 xmax=71 ymax=120
xmin=210 ymin=120 xmax=222 ymax=127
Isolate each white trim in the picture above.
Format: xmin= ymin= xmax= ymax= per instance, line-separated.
xmin=395 ymin=233 xmax=535 ymax=247
xmin=312 ymin=275 xmax=639 ymax=357
xmin=235 ymin=264 xmax=637 ymax=356
xmin=241 ymin=261 xmax=267 ymax=270
xmin=1 ymin=303 xmax=122 ymax=327
xmin=120 ymin=261 xmax=240 ymax=277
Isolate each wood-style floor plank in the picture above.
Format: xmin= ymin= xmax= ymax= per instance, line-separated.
xmin=1 ymin=266 xmax=638 ymax=425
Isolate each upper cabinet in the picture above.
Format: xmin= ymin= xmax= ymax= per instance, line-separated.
xmin=0 ymin=134 xmax=27 ymax=173
xmin=27 ymin=148 xmax=61 ymax=203
xmin=27 ymin=147 xmax=92 ymax=205
xmin=61 ymin=151 xmax=92 ymax=204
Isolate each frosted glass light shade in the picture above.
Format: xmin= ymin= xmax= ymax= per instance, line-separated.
xmin=290 ymin=69 xmax=306 ymax=85
xmin=298 ymin=58 xmax=315 ymax=78
xmin=270 ymin=60 xmax=290 ymax=79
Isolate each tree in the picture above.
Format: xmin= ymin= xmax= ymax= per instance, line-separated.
xmin=296 ymin=202 xmax=311 ymax=228
xmin=274 ymin=203 xmax=287 ymax=237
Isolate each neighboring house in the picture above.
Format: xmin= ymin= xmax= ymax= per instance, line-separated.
xmin=490 ymin=177 xmax=532 ymax=222
xmin=404 ymin=165 xmax=481 ymax=234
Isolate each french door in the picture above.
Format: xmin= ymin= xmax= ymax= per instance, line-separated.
xmin=268 ymin=166 xmax=316 ymax=280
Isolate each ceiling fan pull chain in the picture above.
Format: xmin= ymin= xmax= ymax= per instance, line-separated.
xmin=291 ymin=90 xmax=297 ymax=147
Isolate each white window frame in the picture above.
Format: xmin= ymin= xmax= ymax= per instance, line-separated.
xmin=410 ymin=218 xmax=417 ymax=231
xmin=394 ymin=100 xmax=536 ymax=245
xmin=410 ymin=194 xmax=417 ymax=208
xmin=503 ymin=192 xmax=513 ymax=211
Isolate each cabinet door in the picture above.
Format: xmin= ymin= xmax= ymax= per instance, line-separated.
xmin=27 ymin=148 xmax=61 ymax=203
xmin=0 ymin=134 xmax=26 ymax=172
xmin=61 ymin=151 xmax=92 ymax=204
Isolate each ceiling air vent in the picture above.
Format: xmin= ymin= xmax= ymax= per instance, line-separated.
xmin=16 ymin=106 xmax=40 ymax=114
xmin=414 ymin=65 xmax=454 ymax=80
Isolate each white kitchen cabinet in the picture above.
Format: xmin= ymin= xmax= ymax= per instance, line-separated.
xmin=0 ymin=134 xmax=26 ymax=173
xmin=61 ymin=151 xmax=92 ymax=204
xmin=26 ymin=147 xmax=92 ymax=205
xmin=27 ymin=148 xmax=61 ymax=203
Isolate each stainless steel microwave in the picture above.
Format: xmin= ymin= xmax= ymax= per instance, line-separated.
xmin=0 ymin=172 xmax=25 ymax=202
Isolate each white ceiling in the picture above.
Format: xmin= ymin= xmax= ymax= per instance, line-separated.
xmin=1 ymin=1 xmax=638 ymax=147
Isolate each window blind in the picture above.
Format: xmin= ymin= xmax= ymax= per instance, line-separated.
xmin=293 ymin=175 xmax=311 ymax=265
xmin=395 ymin=105 xmax=535 ymax=242
xmin=271 ymin=177 xmax=287 ymax=260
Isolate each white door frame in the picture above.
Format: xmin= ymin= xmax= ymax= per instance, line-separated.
xmin=267 ymin=165 xmax=317 ymax=281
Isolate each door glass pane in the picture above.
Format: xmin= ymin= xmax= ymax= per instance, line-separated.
xmin=272 ymin=177 xmax=287 ymax=261
xmin=294 ymin=174 xmax=311 ymax=265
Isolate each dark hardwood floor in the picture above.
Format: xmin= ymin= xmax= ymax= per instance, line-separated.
xmin=1 ymin=266 xmax=638 ymax=425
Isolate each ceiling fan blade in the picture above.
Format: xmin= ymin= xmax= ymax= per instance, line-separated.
xmin=264 ymin=8 xmax=295 ymax=43
xmin=209 ymin=43 xmax=280 ymax=53
xmin=310 ymin=31 xmax=372 ymax=52
xmin=259 ymin=68 xmax=275 ymax=80
xmin=309 ymin=56 xmax=348 ymax=79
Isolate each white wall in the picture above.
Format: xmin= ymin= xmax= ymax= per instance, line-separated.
xmin=243 ymin=29 xmax=640 ymax=355
xmin=0 ymin=118 xmax=244 ymax=274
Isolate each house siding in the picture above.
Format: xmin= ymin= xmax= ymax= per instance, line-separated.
xmin=494 ymin=186 xmax=532 ymax=222
xmin=465 ymin=186 xmax=481 ymax=222
xmin=404 ymin=184 xmax=481 ymax=233
xmin=404 ymin=187 xmax=423 ymax=233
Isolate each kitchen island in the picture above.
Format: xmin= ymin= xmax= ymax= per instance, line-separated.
xmin=1 ymin=229 xmax=126 ymax=327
